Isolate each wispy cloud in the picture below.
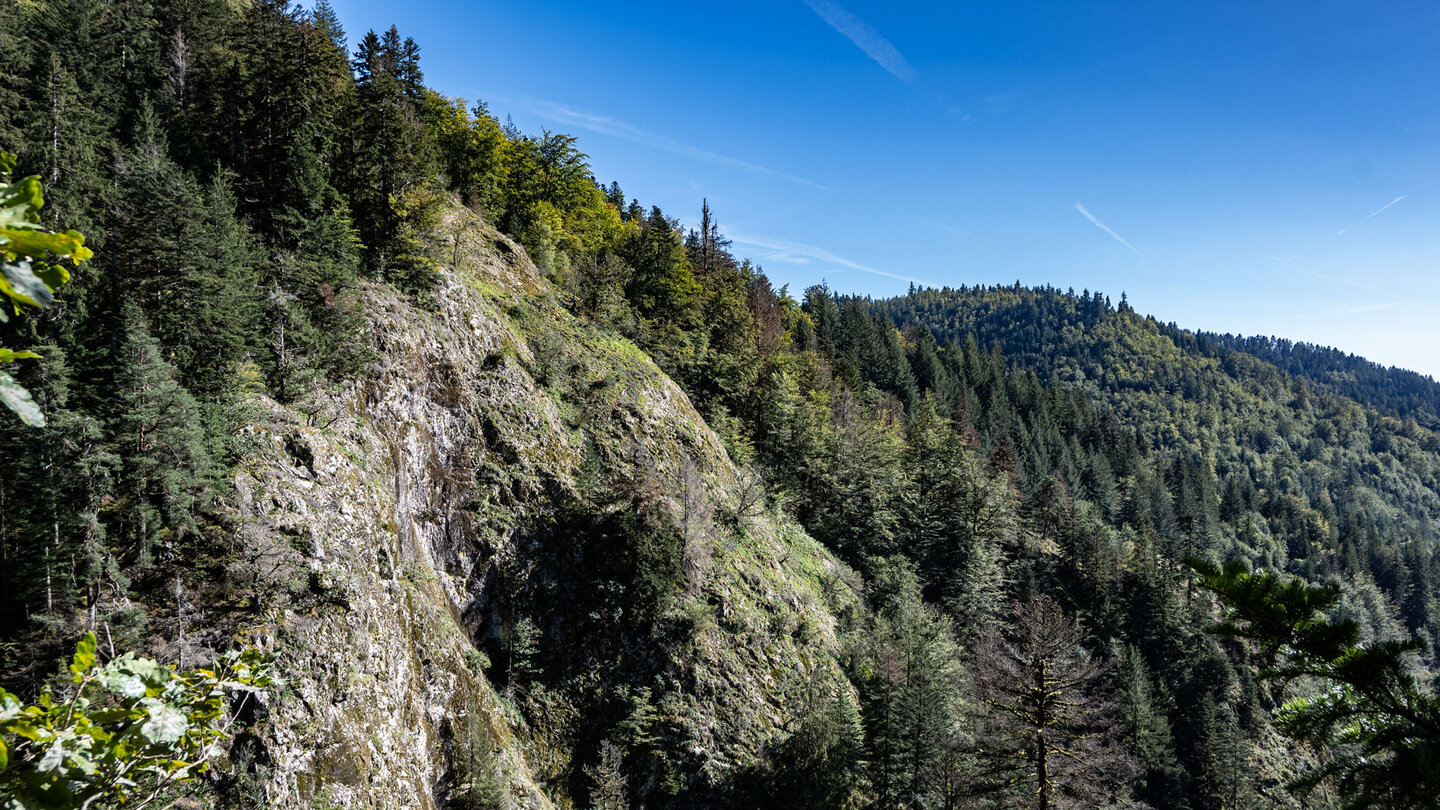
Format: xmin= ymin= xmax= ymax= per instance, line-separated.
xmin=1073 ymin=203 xmax=1142 ymax=258
xmin=919 ymin=217 xmax=973 ymax=240
xmin=803 ymin=0 xmax=918 ymax=82
xmin=513 ymin=96 xmax=830 ymax=191
xmin=1337 ymin=195 xmax=1406 ymax=235
xmin=750 ymin=249 xmax=813 ymax=265
xmin=1340 ymin=302 xmax=1399 ymax=315
xmin=729 ymin=230 xmax=932 ymax=285
xmin=1308 ymin=272 xmax=1388 ymax=294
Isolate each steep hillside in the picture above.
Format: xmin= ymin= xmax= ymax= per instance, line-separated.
xmin=230 ymin=206 xmax=859 ymax=807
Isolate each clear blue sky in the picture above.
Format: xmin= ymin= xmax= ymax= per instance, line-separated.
xmin=325 ymin=0 xmax=1440 ymax=378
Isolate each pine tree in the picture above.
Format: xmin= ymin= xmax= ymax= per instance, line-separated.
xmin=0 ymin=10 xmax=26 ymax=149
xmin=903 ymin=393 xmax=1007 ymax=645
xmin=24 ymin=51 xmax=111 ymax=237
xmin=0 ymin=345 xmax=116 ymax=662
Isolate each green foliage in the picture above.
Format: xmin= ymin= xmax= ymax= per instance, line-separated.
xmin=1116 ymin=643 xmax=1185 ymax=808
xmin=112 ymin=302 xmax=219 ymax=565
xmin=0 ymin=151 xmax=90 ymax=426
xmin=424 ymin=93 xmax=509 ymax=214
xmin=583 ymin=740 xmax=627 ymax=810
xmin=110 ymin=123 xmax=263 ymax=400
xmin=1192 ymin=558 xmax=1440 ymax=809
xmin=0 ymin=632 xmax=273 ymax=809
xmin=449 ymin=712 xmax=506 ymax=810
xmin=346 ymin=25 xmax=440 ymax=285
xmin=766 ymin=669 xmax=864 ymax=810
xmin=851 ymin=559 xmax=963 ymax=809
xmin=1187 ymin=331 xmax=1440 ymax=432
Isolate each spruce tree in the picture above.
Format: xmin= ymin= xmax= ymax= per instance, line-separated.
xmin=856 ymin=559 xmax=963 ymax=809
xmin=111 ymin=302 xmax=217 ymax=567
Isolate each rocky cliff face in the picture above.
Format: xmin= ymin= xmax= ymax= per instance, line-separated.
xmin=231 ymin=207 xmax=858 ymax=808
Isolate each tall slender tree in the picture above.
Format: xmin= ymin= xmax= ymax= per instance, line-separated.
xmin=969 ymin=596 xmax=1139 ymax=810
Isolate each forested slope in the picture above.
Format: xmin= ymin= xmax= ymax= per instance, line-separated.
xmin=1 ymin=1 xmax=1437 ymax=808
xmin=876 ymin=286 xmax=1439 ymax=607
xmin=1185 ymin=331 xmax=1440 ymax=431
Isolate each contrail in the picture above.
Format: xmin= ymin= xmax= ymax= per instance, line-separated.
xmin=1073 ymin=203 xmax=1142 ymax=258
xmin=515 ymin=96 xmax=831 ymax=192
xmin=729 ymin=230 xmax=933 ymax=285
xmin=1337 ymin=195 xmax=1406 ymax=235
xmin=803 ymin=0 xmax=918 ymax=82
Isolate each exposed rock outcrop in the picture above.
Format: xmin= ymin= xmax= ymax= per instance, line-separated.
xmin=233 ymin=208 xmax=858 ymax=807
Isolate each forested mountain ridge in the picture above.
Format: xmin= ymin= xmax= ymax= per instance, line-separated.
xmin=1 ymin=0 xmax=1437 ymax=807
xmin=875 ymin=285 xmax=1440 ymax=588
xmin=1187 ymin=331 xmax=1440 ymax=431
xmin=874 ymin=283 xmax=1440 ymax=429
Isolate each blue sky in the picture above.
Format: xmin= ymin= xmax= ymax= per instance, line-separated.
xmin=325 ymin=0 xmax=1440 ymax=378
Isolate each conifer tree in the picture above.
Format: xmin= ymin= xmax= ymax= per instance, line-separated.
xmin=1117 ymin=644 xmax=1185 ymax=808
xmin=111 ymin=119 xmax=262 ymax=401
xmin=112 ymin=302 xmax=217 ymax=567
xmin=902 ymin=393 xmax=1007 ymax=644
xmin=348 ymin=25 xmax=438 ymax=285
xmin=1193 ymin=558 xmax=1440 ymax=809
xmin=617 ymin=206 xmax=701 ymax=328
xmin=969 ymin=596 xmax=1139 ymax=810
xmin=769 ymin=668 xmax=865 ymax=810
xmin=856 ymin=559 xmax=963 ymax=810
xmin=0 ymin=12 xmax=25 ymax=150
xmin=312 ymin=0 xmax=348 ymax=52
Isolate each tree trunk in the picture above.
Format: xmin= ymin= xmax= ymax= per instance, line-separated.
xmin=48 ymin=56 xmax=61 ymax=184
xmin=1036 ymin=658 xmax=1050 ymax=810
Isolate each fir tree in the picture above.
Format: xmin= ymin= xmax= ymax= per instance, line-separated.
xmin=111 ymin=302 xmax=217 ymax=567
xmin=1117 ymin=644 xmax=1185 ymax=808
xmin=110 ymin=112 xmax=262 ymax=402
xmin=856 ymin=559 xmax=963 ymax=809
xmin=1194 ymin=558 xmax=1440 ymax=809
